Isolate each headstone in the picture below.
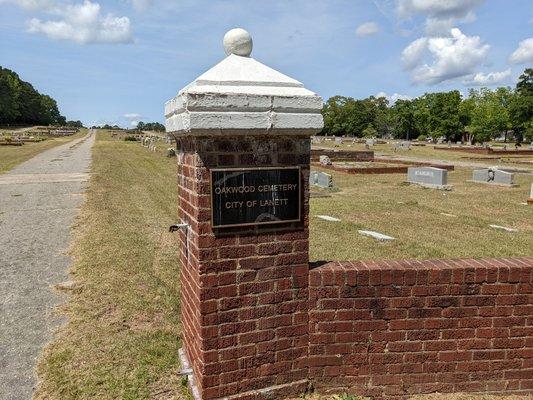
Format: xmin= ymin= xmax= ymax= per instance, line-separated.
xmin=334 ymin=137 xmax=342 ymax=145
xmin=365 ymin=138 xmax=375 ymax=147
xmin=310 ymin=171 xmax=333 ymax=188
xmin=358 ymin=230 xmax=395 ymax=241
xmin=527 ymin=183 xmax=533 ymax=205
xmin=407 ymin=167 xmax=451 ymax=190
xmin=317 ymin=215 xmax=340 ymax=222
xmin=489 ymin=224 xmax=518 ymax=233
xmin=319 ymin=155 xmax=332 ymax=165
xmin=393 ymin=141 xmax=411 ymax=151
xmin=471 ymin=168 xmax=516 ymax=186
xmin=166 ymin=148 xmax=176 ymax=157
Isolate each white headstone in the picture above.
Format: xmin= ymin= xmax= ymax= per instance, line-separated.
xmin=319 ymin=155 xmax=332 ymax=166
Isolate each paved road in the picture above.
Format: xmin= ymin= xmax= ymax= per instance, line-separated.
xmin=0 ymin=131 xmax=95 ymax=400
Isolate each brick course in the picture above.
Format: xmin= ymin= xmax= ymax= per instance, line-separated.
xmin=309 ymin=258 xmax=533 ymax=398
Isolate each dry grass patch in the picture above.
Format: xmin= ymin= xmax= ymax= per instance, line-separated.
xmin=0 ymin=130 xmax=85 ymax=174
xmin=35 ymin=130 xmax=186 ymax=400
xmin=310 ymin=166 xmax=533 ymax=261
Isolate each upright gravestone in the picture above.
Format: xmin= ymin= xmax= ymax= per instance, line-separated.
xmin=471 ymin=168 xmax=516 ymax=187
xmin=165 ymin=28 xmax=323 ymax=400
xmin=319 ymin=155 xmax=332 ymax=165
xmin=407 ymin=167 xmax=451 ymax=190
xmin=310 ymin=170 xmax=333 ymax=188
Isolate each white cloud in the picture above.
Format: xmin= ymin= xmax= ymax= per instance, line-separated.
xmin=401 ymin=28 xmax=489 ymax=85
xmin=124 ymin=113 xmax=142 ymax=120
xmin=509 ymin=37 xmax=533 ymax=64
xmin=376 ymin=91 xmax=412 ymax=103
xmin=129 ymin=0 xmax=151 ymax=11
xmin=397 ymin=0 xmax=484 ymax=35
xmin=0 ymin=0 xmax=56 ymax=11
xmin=463 ymin=69 xmax=512 ymax=86
xmin=356 ymin=21 xmax=380 ymax=37
xmin=25 ymin=0 xmax=132 ymax=44
xmin=130 ymin=120 xmax=138 ymax=127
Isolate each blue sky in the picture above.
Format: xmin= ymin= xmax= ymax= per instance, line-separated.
xmin=1 ymin=0 xmax=532 ymax=127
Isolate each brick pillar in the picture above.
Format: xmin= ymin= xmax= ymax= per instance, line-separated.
xmin=165 ymin=28 xmax=323 ymax=400
xmin=177 ymin=135 xmax=311 ymax=399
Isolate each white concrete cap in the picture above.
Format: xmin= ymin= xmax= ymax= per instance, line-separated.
xmin=223 ymin=28 xmax=253 ymax=57
xmin=165 ymin=29 xmax=323 ymax=136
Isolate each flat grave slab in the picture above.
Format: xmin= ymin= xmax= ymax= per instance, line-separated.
xmin=316 ymin=215 xmax=340 ymax=222
xmin=489 ymin=224 xmax=518 ymax=233
xmin=358 ymin=230 xmax=395 ymax=241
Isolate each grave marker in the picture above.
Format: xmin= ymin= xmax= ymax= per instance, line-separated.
xmin=407 ymin=166 xmax=451 ymax=190
xmin=310 ymin=170 xmax=333 ymax=188
xmin=319 ymin=155 xmax=332 ymax=165
xmin=471 ymin=168 xmax=516 ymax=187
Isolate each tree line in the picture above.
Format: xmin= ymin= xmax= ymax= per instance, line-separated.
xmin=136 ymin=121 xmax=165 ymax=131
xmin=0 ymin=66 xmax=67 ymax=126
xmin=321 ymin=68 xmax=533 ymax=143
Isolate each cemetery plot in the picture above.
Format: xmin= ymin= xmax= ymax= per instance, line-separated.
xmin=314 ymin=159 xmax=453 ymax=175
xmin=0 ymin=129 xmax=85 ymax=174
xmin=310 ymin=166 xmax=533 ymax=261
xmin=312 ymin=140 xmax=533 ymax=169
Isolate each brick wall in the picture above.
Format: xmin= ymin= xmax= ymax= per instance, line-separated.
xmin=177 ymin=135 xmax=311 ymax=400
xmin=309 ymin=258 xmax=533 ymax=398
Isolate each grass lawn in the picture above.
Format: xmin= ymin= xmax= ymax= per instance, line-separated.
xmin=0 ymin=129 xmax=86 ymax=174
xmin=35 ymin=131 xmax=532 ymax=399
xmin=310 ymin=165 xmax=533 ymax=261
xmin=35 ymin=130 xmax=185 ymax=399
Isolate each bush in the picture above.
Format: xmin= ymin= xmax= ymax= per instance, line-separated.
xmin=417 ymin=134 xmax=427 ymax=142
xmin=124 ymin=136 xmax=137 ymax=142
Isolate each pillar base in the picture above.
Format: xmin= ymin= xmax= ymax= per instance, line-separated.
xmin=179 ymin=348 xmax=201 ymax=400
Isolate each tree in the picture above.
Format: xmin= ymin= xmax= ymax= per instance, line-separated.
xmin=468 ymin=87 xmax=512 ymax=143
xmin=391 ymin=99 xmax=417 ymax=140
xmin=136 ymin=121 xmax=165 ymax=131
xmin=0 ymin=66 xmax=66 ymax=126
xmin=509 ymin=68 xmax=533 ymax=142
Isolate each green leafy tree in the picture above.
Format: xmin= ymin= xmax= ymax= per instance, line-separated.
xmin=509 ymin=68 xmax=533 ymax=142
xmin=0 ymin=66 xmax=66 ymax=126
xmin=391 ymin=99 xmax=417 ymax=140
xmin=468 ymin=87 xmax=512 ymax=143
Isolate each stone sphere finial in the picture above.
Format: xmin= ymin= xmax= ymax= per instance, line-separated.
xmin=223 ymin=28 xmax=253 ymax=57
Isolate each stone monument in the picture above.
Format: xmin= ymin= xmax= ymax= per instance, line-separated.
xmin=310 ymin=171 xmax=333 ymax=188
xmin=165 ymin=28 xmax=323 ymax=400
xmin=471 ymin=168 xmax=516 ymax=187
xmin=407 ymin=167 xmax=451 ymax=190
